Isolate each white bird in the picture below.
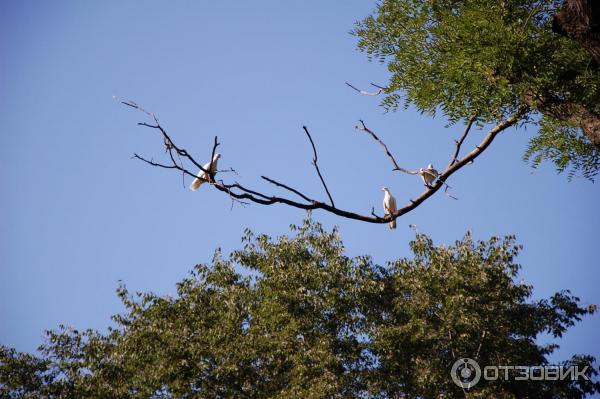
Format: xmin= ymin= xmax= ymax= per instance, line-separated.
xmin=419 ymin=163 xmax=439 ymax=187
xmin=190 ymin=153 xmax=221 ymax=191
xmin=382 ymin=187 xmax=397 ymax=229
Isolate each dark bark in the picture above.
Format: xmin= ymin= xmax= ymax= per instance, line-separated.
xmin=522 ymin=92 xmax=600 ymax=147
xmin=546 ymin=0 xmax=600 ymax=147
xmin=126 ymin=99 xmax=527 ymax=225
xmin=552 ymin=0 xmax=600 ymax=65
xmin=539 ymin=98 xmax=600 ymax=147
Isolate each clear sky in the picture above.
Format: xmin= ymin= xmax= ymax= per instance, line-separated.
xmin=1 ymin=0 xmax=598 ymax=377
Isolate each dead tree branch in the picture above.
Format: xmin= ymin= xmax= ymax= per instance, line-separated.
xmin=261 ymin=176 xmax=316 ymax=203
xmin=345 ymin=82 xmax=385 ymax=96
xmin=302 ymin=126 xmax=335 ymax=207
xmin=208 ymin=136 xmax=220 ymax=183
xmin=124 ymin=100 xmax=528 ymax=225
xmin=355 ymin=120 xmax=418 ymax=175
xmin=448 ymin=116 xmax=477 ymax=168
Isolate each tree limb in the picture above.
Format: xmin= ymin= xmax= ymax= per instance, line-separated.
xmin=261 ymin=176 xmax=316 ymax=203
xmin=208 ymin=136 xmax=220 ymax=183
xmin=552 ymin=0 xmax=600 ymax=65
xmin=345 ymin=82 xmax=384 ymax=96
xmin=355 ymin=120 xmax=416 ymax=174
xmin=125 ymin=102 xmax=528 ymax=225
xmin=302 ymin=126 xmax=335 ymax=207
xmin=448 ymin=116 xmax=477 ymax=168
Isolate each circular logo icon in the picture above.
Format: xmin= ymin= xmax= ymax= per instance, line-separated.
xmin=451 ymin=358 xmax=481 ymax=388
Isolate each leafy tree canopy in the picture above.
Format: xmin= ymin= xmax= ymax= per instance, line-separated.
xmin=353 ymin=0 xmax=600 ymax=180
xmin=1 ymin=218 xmax=598 ymax=398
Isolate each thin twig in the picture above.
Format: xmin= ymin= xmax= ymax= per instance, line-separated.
xmin=217 ymin=180 xmax=250 ymax=209
xmin=217 ymin=167 xmax=238 ymax=175
xmin=230 ymin=182 xmax=272 ymax=201
xmin=355 ymin=120 xmax=418 ymax=175
xmin=302 ymin=126 xmax=335 ymax=207
xmin=208 ymin=136 xmax=220 ymax=183
xmin=345 ymin=82 xmax=384 ymax=96
xmin=134 ymin=153 xmax=199 ymax=181
xmin=261 ymin=176 xmax=315 ymax=203
xmin=448 ymin=116 xmax=477 ymax=168
xmin=370 ymin=82 xmax=387 ymax=90
xmin=133 ymin=153 xmax=178 ymax=170
xmin=370 ymin=206 xmax=383 ymax=218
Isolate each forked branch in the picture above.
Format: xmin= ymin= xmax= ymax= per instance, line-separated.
xmin=355 ymin=120 xmax=418 ymax=175
xmin=448 ymin=116 xmax=477 ymax=168
xmin=345 ymin=82 xmax=387 ymax=96
xmin=125 ymin=101 xmax=527 ymax=225
xmin=302 ymin=126 xmax=335 ymax=207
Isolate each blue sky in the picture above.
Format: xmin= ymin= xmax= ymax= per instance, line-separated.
xmin=1 ymin=0 xmax=598 ymax=378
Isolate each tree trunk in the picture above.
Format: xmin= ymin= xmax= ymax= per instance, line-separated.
xmin=541 ymin=1 xmax=600 ymax=147
xmin=541 ymin=99 xmax=600 ymax=146
xmin=522 ymin=92 xmax=600 ymax=147
xmin=552 ymin=0 xmax=600 ymax=65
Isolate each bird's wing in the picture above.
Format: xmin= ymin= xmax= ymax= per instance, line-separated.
xmin=421 ymin=170 xmax=437 ymax=180
xmin=389 ymin=196 xmax=397 ymax=213
xmin=190 ymin=159 xmax=217 ymax=191
xmin=195 ymin=161 xmax=212 ymax=179
xmin=210 ymin=158 xmax=219 ymax=174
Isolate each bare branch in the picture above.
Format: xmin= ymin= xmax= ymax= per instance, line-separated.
xmin=261 ymin=176 xmax=315 ymax=203
xmin=302 ymin=126 xmax=335 ymax=208
xmin=164 ymin=138 xmax=174 ymax=153
xmin=217 ymin=167 xmax=239 ymax=175
xmin=355 ymin=120 xmax=418 ymax=175
xmin=132 ymin=153 xmax=178 ymax=170
xmin=448 ymin=116 xmax=477 ymax=168
xmin=228 ymin=182 xmax=273 ymax=201
xmin=371 ymin=206 xmax=384 ymax=219
xmin=208 ymin=136 xmax=220 ymax=183
xmin=125 ymin=101 xmax=528 ymax=226
xmin=345 ymin=82 xmax=384 ymax=96
xmin=370 ymin=82 xmax=387 ymax=90
xmin=133 ymin=153 xmax=198 ymax=181
xmin=134 ymin=112 xmax=209 ymax=175
xmin=216 ymin=180 xmax=251 ymax=209
xmin=381 ymin=106 xmax=527 ymax=220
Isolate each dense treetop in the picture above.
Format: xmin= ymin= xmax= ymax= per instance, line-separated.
xmin=354 ymin=0 xmax=600 ymax=180
xmin=1 ymin=219 xmax=597 ymax=398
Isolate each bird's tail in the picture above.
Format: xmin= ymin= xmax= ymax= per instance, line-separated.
xmin=389 ymin=219 xmax=396 ymax=229
xmin=190 ymin=178 xmax=204 ymax=191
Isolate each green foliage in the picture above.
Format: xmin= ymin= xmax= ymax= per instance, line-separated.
xmin=1 ymin=219 xmax=598 ymax=398
xmin=353 ymin=0 xmax=600 ymax=179
xmin=524 ymin=117 xmax=600 ymax=181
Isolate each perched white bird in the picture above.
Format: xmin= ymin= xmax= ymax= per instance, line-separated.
xmin=190 ymin=153 xmax=221 ymax=191
xmin=419 ymin=163 xmax=439 ymax=187
xmin=382 ymin=187 xmax=397 ymax=229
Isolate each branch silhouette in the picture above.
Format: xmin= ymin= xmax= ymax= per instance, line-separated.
xmin=124 ymin=100 xmax=528 ymax=225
